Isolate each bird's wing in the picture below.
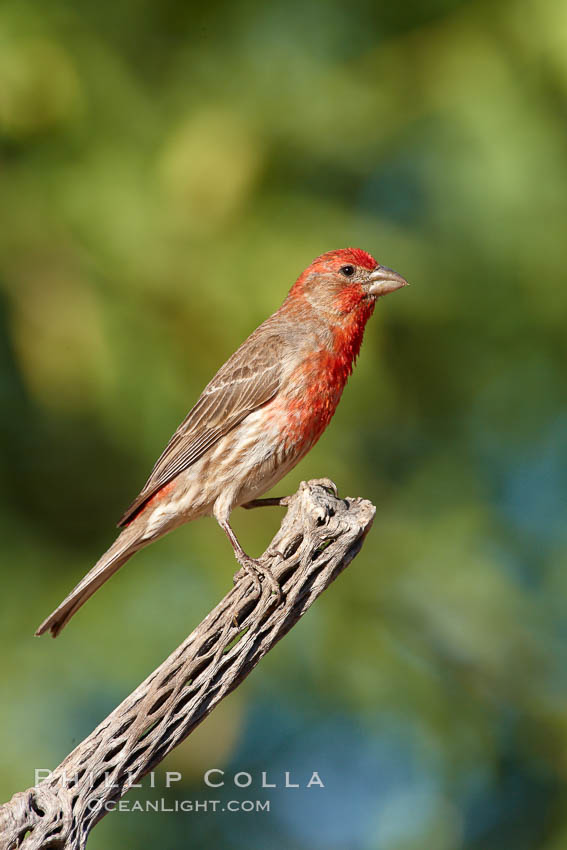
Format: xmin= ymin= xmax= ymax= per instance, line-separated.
xmin=117 ymin=331 xmax=285 ymax=527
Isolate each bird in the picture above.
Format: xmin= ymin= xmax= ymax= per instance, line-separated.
xmin=35 ymin=248 xmax=408 ymax=637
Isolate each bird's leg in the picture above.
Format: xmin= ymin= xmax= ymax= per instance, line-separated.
xmin=218 ymin=519 xmax=281 ymax=602
xmin=241 ymin=497 xmax=288 ymax=509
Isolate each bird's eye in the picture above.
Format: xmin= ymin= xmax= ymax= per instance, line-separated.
xmin=340 ymin=265 xmax=355 ymax=277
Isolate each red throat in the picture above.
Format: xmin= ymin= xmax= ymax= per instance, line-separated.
xmin=332 ymin=296 xmax=376 ymax=371
xmin=281 ymin=298 xmax=375 ymax=454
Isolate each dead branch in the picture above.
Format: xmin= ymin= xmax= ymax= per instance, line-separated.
xmin=0 ymin=479 xmax=375 ymax=850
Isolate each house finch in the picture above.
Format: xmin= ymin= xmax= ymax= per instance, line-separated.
xmin=36 ymin=248 xmax=408 ymax=637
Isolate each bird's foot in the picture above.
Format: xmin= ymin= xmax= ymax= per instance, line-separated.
xmin=233 ymin=556 xmax=282 ymax=603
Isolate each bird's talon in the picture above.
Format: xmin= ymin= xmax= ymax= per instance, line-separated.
xmin=232 ymin=555 xmax=282 ymax=604
xmin=269 ymin=583 xmax=282 ymax=604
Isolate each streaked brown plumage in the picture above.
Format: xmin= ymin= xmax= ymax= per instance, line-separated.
xmin=36 ymin=248 xmax=408 ymax=637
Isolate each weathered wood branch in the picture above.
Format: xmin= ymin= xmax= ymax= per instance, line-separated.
xmin=0 ymin=479 xmax=375 ymax=850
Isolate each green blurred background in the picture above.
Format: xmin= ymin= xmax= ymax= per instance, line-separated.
xmin=1 ymin=0 xmax=567 ymax=847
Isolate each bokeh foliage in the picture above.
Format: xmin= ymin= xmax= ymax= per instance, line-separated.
xmin=1 ymin=0 xmax=567 ymax=847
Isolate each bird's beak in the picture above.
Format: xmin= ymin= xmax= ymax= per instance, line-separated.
xmin=366 ymin=266 xmax=409 ymax=297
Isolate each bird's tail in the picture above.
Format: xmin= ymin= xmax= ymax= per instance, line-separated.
xmin=35 ymin=529 xmax=144 ymax=638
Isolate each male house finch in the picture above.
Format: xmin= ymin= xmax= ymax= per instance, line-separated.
xmin=36 ymin=248 xmax=408 ymax=637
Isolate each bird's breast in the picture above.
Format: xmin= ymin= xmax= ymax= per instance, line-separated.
xmin=270 ymin=347 xmax=356 ymax=455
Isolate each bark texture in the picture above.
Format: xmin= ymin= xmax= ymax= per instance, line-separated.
xmin=0 ymin=479 xmax=375 ymax=850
